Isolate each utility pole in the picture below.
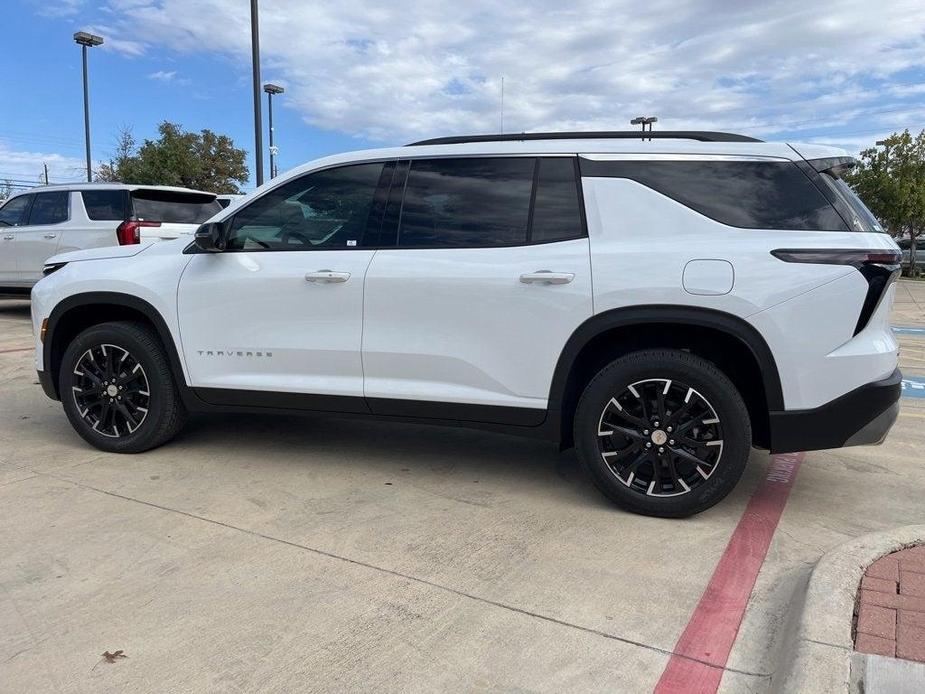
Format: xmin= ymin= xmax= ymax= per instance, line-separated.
xmin=250 ymin=0 xmax=264 ymax=187
xmin=43 ymin=162 xmax=49 ymax=185
xmin=74 ymin=31 xmax=104 ymax=182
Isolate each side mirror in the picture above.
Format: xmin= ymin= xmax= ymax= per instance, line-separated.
xmin=194 ymin=221 xmax=227 ymax=252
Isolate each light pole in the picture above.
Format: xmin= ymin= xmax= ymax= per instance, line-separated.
xmin=250 ymin=0 xmax=264 ymax=187
xmin=631 ymin=116 xmax=658 ymax=141
xmin=74 ymin=31 xmax=104 ymax=182
xmin=263 ymin=83 xmax=284 ymax=178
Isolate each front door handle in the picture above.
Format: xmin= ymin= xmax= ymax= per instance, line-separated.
xmin=2 ymin=234 xmax=13 ymax=241
xmin=43 ymin=233 xmax=57 ymax=239
xmin=519 ymin=270 xmax=575 ymax=285
xmin=305 ymin=270 xmax=351 ymax=283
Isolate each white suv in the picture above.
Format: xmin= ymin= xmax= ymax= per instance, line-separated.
xmin=29 ymin=132 xmax=902 ymax=517
xmin=0 ymin=183 xmax=221 ymax=294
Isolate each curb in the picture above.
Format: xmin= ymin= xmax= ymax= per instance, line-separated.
xmin=773 ymin=525 xmax=925 ymax=693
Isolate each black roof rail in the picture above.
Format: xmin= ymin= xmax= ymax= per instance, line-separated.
xmin=407 ymin=131 xmax=763 ymax=146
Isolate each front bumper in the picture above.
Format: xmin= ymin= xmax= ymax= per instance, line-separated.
xmin=768 ymin=368 xmax=902 ymax=454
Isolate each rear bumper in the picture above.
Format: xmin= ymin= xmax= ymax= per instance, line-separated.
xmin=768 ymin=368 xmax=901 ymax=453
xmin=37 ymin=370 xmax=59 ymax=401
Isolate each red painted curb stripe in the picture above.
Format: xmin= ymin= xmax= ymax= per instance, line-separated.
xmin=0 ymin=347 xmax=32 ymax=354
xmin=653 ymin=451 xmax=805 ymax=694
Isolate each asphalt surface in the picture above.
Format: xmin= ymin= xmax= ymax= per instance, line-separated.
xmin=1 ymin=281 xmax=924 ymax=693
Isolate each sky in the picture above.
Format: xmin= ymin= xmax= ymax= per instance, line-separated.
xmin=2 ymin=0 xmax=925 ymax=192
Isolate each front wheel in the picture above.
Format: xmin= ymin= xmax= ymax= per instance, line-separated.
xmin=59 ymin=321 xmax=187 ymax=453
xmin=573 ymin=349 xmax=751 ymax=517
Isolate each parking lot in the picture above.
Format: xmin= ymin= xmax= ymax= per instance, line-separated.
xmin=1 ymin=282 xmax=924 ymax=693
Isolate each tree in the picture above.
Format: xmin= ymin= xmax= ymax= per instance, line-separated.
xmin=0 ymin=179 xmax=13 ymax=203
xmin=95 ymin=121 xmax=249 ymax=193
xmin=846 ymin=130 xmax=925 ymax=276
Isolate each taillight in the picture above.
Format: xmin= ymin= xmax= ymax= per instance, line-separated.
xmin=770 ymin=249 xmax=901 ymax=267
xmin=116 ymin=220 xmax=161 ymax=245
xmin=771 ymin=248 xmax=901 ymax=335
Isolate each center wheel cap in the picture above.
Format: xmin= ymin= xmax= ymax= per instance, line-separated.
xmin=651 ymin=430 xmax=668 ymax=445
xmin=106 ymin=385 xmax=119 ymax=397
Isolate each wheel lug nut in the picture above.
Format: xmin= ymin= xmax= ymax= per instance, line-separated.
xmin=669 ymin=439 xmax=675 ymax=445
xmin=666 ymin=427 xmax=672 ymax=432
xmin=643 ymin=429 xmax=649 ymax=435
xmin=658 ymin=447 xmax=664 ymax=453
xmin=646 ymin=442 xmax=652 ymax=448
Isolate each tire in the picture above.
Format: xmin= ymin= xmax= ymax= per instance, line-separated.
xmin=59 ymin=321 xmax=187 ymax=453
xmin=573 ymin=349 xmax=751 ymax=517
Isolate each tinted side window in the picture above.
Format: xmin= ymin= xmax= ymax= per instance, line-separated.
xmin=580 ymin=160 xmax=849 ymax=231
xmin=531 ymin=158 xmax=584 ymax=243
xmin=28 ymin=192 xmax=69 ymax=225
xmin=227 ymin=163 xmax=384 ymax=251
xmin=82 ymin=190 xmax=127 ymax=221
xmin=0 ymin=195 xmax=32 ymax=227
xmin=398 ymin=157 xmax=534 ymax=247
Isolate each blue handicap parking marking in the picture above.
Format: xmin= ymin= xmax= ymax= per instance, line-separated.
xmin=902 ymin=377 xmax=925 ymax=399
xmin=893 ymin=326 xmax=925 ymax=336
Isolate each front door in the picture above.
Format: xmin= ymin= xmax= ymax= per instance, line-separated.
xmin=0 ymin=194 xmax=33 ymax=285
xmin=177 ymin=161 xmax=391 ymax=410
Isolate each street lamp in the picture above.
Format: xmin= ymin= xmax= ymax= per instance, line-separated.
xmin=631 ymin=116 xmax=658 ymax=141
xmin=74 ymin=31 xmax=104 ymax=182
xmin=250 ymin=0 xmax=264 ymax=187
xmin=263 ymin=83 xmax=285 ymax=178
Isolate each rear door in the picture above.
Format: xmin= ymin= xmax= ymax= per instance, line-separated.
xmin=362 ymin=156 xmax=593 ymax=422
xmin=56 ymin=189 xmax=129 ymax=254
xmin=178 ymin=161 xmax=391 ymax=406
xmin=15 ymin=191 xmax=69 ymax=283
xmin=0 ymin=194 xmax=33 ymax=284
xmin=130 ymin=189 xmax=223 ymax=240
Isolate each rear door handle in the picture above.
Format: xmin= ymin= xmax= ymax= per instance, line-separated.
xmin=2 ymin=234 xmax=13 ymax=241
xmin=519 ymin=271 xmax=575 ymax=285
xmin=305 ymin=270 xmax=351 ymax=283
xmin=43 ymin=233 xmax=57 ymax=239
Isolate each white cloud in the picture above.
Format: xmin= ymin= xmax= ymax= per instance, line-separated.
xmin=34 ymin=0 xmax=85 ymax=18
xmin=0 ymin=141 xmax=88 ymax=188
xmin=61 ymin=1 xmax=925 ymax=146
xmin=148 ymin=69 xmax=177 ymax=82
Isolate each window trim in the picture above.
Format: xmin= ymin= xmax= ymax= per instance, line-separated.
xmin=385 ymin=155 xmax=588 ymax=251
xmin=25 ymin=190 xmax=71 ymax=227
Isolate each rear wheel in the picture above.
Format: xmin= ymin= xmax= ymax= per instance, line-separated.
xmin=60 ymin=321 xmax=186 ymax=453
xmin=574 ymin=349 xmax=751 ymax=517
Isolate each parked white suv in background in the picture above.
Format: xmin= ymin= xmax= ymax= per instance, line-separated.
xmin=0 ymin=183 xmax=221 ymax=294
xmin=29 ymin=131 xmax=902 ymax=517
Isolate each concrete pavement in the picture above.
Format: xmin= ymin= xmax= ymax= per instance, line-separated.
xmin=1 ymin=282 xmax=924 ymax=692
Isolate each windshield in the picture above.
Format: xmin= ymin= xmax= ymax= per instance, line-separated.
xmin=817 ymin=169 xmax=884 ymax=233
xmin=130 ymin=189 xmax=222 ymax=224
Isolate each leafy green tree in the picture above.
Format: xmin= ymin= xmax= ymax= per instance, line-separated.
xmin=96 ymin=121 xmax=249 ymax=193
xmin=0 ymin=179 xmax=13 ymax=202
xmin=847 ymin=129 xmax=925 ymax=276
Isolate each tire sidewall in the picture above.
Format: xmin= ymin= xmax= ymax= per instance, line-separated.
xmin=60 ymin=324 xmax=171 ymax=453
xmin=574 ymin=350 xmax=751 ymax=517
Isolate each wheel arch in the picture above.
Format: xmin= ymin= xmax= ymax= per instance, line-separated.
xmin=43 ymin=292 xmax=188 ymax=402
xmin=548 ymin=305 xmax=783 ymax=449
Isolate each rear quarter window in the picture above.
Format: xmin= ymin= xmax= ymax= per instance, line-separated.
xmin=81 ymin=190 xmax=127 ymax=221
xmin=579 ymin=159 xmax=849 ymax=231
xmin=131 ymin=190 xmax=222 ymax=224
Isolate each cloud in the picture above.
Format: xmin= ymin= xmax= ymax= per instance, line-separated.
xmin=148 ymin=70 xmax=177 ymax=82
xmin=63 ymin=1 xmax=925 ymax=148
xmin=0 ymin=141 xmax=89 ymax=188
xmin=33 ymin=0 xmax=85 ymax=18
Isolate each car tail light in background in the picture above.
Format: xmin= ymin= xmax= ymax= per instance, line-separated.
xmin=771 ymin=249 xmax=902 ymax=335
xmin=116 ymin=220 xmax=161 ymax=245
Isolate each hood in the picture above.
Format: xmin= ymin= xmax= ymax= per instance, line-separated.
xmin=46 ymin=242 xmax=153 ymax=265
